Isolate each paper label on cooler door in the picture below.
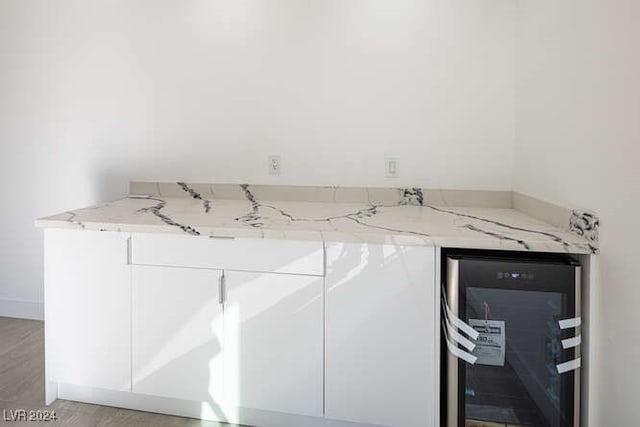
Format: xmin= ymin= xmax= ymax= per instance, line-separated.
xmin=469 ymin=319 xmax=506 ymax=367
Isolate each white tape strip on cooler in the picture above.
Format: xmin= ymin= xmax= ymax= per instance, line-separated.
xmin=441 ymin=297 xmax=480 ymax=341
xmin=444 ymin=316 xmax=476 ymax=352
xmin=561 ymin=334 xmax=581 ymax=349
xmin=559 ymin=317 xmax=582 ymax=329
xmin=444 ymin=330 xmax=477 ymax=365
xmin=557 ymin=357 xmax=581 ymax=374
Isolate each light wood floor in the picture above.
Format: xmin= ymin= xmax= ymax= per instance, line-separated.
xmin=0 ymin=317 xmax=244 ymax=427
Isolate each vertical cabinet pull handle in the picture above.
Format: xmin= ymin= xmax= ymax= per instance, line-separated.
xmin=219 ymin=273 xmax=226 ymax=305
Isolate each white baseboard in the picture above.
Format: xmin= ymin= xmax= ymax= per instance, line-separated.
xmin=0 ymin=297 xmax=44 ymax=320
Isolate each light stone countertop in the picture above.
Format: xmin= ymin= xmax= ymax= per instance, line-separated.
xmin=35 ymin=182 xmax=599 ymax=254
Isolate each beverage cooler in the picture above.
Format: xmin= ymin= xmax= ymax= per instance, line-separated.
xmin=441 ymin=250 xmax=582 ymax=427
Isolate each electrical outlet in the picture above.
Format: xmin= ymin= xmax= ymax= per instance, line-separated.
xmin=268 ymin=155 xmax=281 ymax=175
xmin=385 ymin=157 xmax=399 ymax=178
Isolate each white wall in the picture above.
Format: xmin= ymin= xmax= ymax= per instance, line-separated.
xmin=0 ymin=0 xmax=516 ymax=311
xmin=515 ymin=0 xmax=640 ymax=424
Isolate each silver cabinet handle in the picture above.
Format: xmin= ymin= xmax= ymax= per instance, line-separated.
xmin=219 ymin=273 xmax=226 ymax=305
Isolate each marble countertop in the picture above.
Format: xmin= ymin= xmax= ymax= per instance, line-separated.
xmin=35 ymin=183 xmax=599 ymax=254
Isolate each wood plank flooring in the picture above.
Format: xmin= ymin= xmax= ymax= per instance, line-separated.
xmin=0 ymin=317 xmax=243 ymax=426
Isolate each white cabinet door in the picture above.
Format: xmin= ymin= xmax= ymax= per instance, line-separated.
xmin=44 ymin=229 xmax=131 ymax=391
xmin=325 ymin=243 xmax=437 ymax=427
xmin=223 ymin=271 xmax=324 ymax=417
xmin=132 ymin=265 xmax=224 ymax=404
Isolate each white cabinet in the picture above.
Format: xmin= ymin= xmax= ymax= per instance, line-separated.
xmin=132 ymin=265 xmax=224 ymax=403
xmin=44 ymin=229 xmax=440 ymax=426
xmin=325 ymin=243 xmax=437 ymax=427
xmin=223 ymin=271 xmax=324 ymax=417
xmin=44 ymin=229 xmax=131 ymax=391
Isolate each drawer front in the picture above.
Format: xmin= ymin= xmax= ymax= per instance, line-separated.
xmin=130 ymin=233 xmax=324 ymax=276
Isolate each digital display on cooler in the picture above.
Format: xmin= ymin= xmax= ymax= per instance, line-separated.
xmin=497 ymin=272 xmax=535 ymax=279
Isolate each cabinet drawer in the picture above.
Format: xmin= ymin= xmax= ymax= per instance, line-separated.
xmin=130 ymin=233 xmax=324 ymax=276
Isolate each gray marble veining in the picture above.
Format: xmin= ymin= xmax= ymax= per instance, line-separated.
xmin=130 ymin=182 xmax=514 ymax=208
xmin=35 ymin=182 xmax=599 ymax=254
xmin=569 ymin=209 xmax=600 ymax=244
